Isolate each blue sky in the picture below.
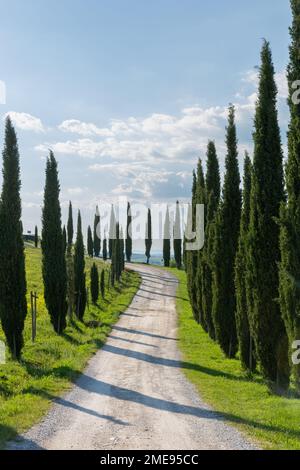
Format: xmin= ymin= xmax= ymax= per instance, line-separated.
xmin=0 ymin=0 xmax=292 ymax=238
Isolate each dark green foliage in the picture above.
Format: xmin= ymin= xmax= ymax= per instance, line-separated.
xmin=74 ymin=211 xmax=87 ymax=321
xmin=120 ymin=227 xmax=125 ymax=272
xmin=67 ymin=201 xmax=73 ymax=247
xmin=62 ymin=225 xmax=67 ymax=254
xmin=103 ymin=235 xmax=108 ymax=261
xmin=34 ymin=225 xmax=38 ymax=248
xmin=93 ymin=206 xmax=101 ymax=257
xmin=41 ymin=151 xmax=67 ymax=335
xmin=109 ymin=205 xmax=116 ymax=259
xmin=246 ymin=41 xmax=289 ymax=390
xmin=192 ymin=161 xmax=206 ymax=324
xmin=279 ymin=0 xmax=300 ymax=390
xmin=100 ymin=270 xmax=105 ymax=299
xmin=145 ymin=208 xmax=152 ymax=264
xmin=111 ymin=223 xmax=124 ymax=285
xmin=212 ymin=105 xmax=241 ymax=358
xmin=186 ymin=164 xmax=205 ymax=323
xmin=235 ymin=152 xmax=256 ymax=372
xmin=173 ymin=201 xmax=182 ymax=269
xmin=163 ymin=206 xmax=171 ymax=267
xmin=87 ymin=225 xmax=93 ymax=257
xmin=201 ymin=141 xmax=221 ymax=339
xmin=0 ymin=117 xmax=27 ymax=359
xmin=126 ymin=202 xmax=132 ymax=262
xmin=90 ymin=263 xmax=99 ymax=304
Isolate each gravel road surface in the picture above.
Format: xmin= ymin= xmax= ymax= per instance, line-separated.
xmin=8 ymin=264 xmax=257 ymax=450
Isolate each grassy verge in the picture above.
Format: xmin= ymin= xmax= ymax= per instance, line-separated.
xmin=0 ymin=246 xmax=140 ymax=448
xmin=167 ymin=268 xmax=300 ymax=450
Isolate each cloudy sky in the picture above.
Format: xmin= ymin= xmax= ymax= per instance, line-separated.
xmin=0 ymin=0 xmax=292 ymax=242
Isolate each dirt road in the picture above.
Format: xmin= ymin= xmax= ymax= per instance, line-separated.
xmin=8 ymin=264 xmax=257 ymax=450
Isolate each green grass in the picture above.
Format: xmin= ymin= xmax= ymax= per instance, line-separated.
xmin=167 ymin=268 xmax=300 ymax=450
xmin=0 ymin=246 xmax=140 ymax=448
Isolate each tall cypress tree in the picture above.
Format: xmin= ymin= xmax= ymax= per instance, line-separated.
xmin=279 ymin=0 xmax=300 ymax=391
xmin=235 ymin=152 xmax=256 ymax=372
xmin=187 ymin=163 xmax=205 ymax=322
xmin=62 ymin=225 xmax=67 ymax=254
xmin=74 ymin=211 xmax=86 ymax=320
xmin=126 ymin=202 xmax=132 ymax=262
xmin=41 ymin=151 xmax=67 ymax=334
xmin=0 ymin=117 xmax=27 ymax=359
xmin=194 ymin=159 xmax=206 ymax=324
xmin=120 ymin=227 xmax=125 ymax=273
xmin=67 ymin=201 xmax=73 ymax=248
xmin=145 ymin=208 xmax=152 ymax=264
xmin=109 ymin=205 xmax=116 ymax=259
xmin=100 ymin=270 xmax=105 ymax=299
xmin=90 ymin=263 xmax=99 ymax=304
xmin=212 ymin=105 xmax=241 ymax=358
xmin=103 ymin=233 xmax=108 ymax=261
xmin=173 ymin=201 xmax=182 ymax=269
xmin=186 ymin=171 xmax=197 ymax=304
xmin=87 ymin=225 xmax=93 ymax=257
xmin=34 ymin=225 xmax=39 ymax=248
xmin=201 ymin=141 xmax=220 ymax=339
xmin=246 ymin=41 xmax=289 ymax=391
xmin=163 ymin=206 xmax=171 ymax=267
xmin=94 ymin=205 xmax=101 ymax=257
xmin=66 ymin=201 xmax=75 ymax=319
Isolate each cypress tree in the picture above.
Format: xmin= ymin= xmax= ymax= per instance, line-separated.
xmin=66 ymin=201 xmax=75 ymax=319
xmin=186 ymin=163 xmax=205 ymax=322
xmin=41 ymin=151 xmax=67 ymax=334
xmin=62 ymin=225 xmax=67 ymax=254
xmin=0 ymin=117 xmax=27 ymax=359
xmin=100 ymin=270 xmax=105 ymax=299
xmin=173 ymin=201 xmax=182 ymax=269
xmin=246 ymin=41 xmax=289 ymax=391
xmin=109 ymin=205 xmax=116 ymax=259
xmin=34 ymin=225 xmax=39 ymax=248
xmin=67 ymin=201 xmax=73 ymax=247
xmin=235 ymin=152 xmax=256 ymax=371
xmin=74 ymin=211 xmax=87 ymax=320
xmin=279 ymin=0 xmax=300 ymax=391
xmin=90 ymin=263 xmax=99 ymax=304
xmin=120 ymin=227 xmax=125 ymax=273
xmin=201 ymin=141 xmax=221 ymax=339
xmin=163 ymin=206 xmax=171 ymax=267
xmin=194 ymin=160 xmax=206 ymax=324
xmin=94 ymin=205 xmax=101 ymax=257
xmin=126 ymin=202 xmax=132 ymax=262
xmin=103 ymin=233 xmax=108 ymax=261
xmin=145 ymin=208 xmax=152 ymax=264
xmin=87 ymin=225 xmax=93 ymax=257
xmin=212 ymin=105 xmax=241 ymax=358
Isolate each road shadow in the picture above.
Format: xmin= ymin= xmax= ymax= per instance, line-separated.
xmin=109 ymin=335 xmax=158 ymax=349
xmin=139 ymin=287 xmax=188 ymax=301
xmin=74 ymin=375 xmax=299 ymax=442
xmin=113 ymin=325 xmax=178 ymax=341
xmin=22 ymin=386 xmax=131 ymax=427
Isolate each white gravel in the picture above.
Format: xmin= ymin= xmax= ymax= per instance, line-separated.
xmin=8 ymin=264 xmax=258 ymax=450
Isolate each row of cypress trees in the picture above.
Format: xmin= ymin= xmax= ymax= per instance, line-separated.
xmin=186 ymin=2 xmax=300 ymax=393
xmin=0 ymin=120 xmax=127 ymax=358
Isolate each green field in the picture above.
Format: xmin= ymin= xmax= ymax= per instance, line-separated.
xmin=169 ymin=268 xmax=300 ymax=450
xmin=0 ymin=246 xmax=140 ymax=448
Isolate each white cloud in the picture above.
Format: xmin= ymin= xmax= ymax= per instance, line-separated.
xmin=59 ymin=119 xmax=113 ymax=137
xmin=6 ymin=112 xmax=45 ymax=132
xmin=67 ymin=187 xmax=86 ymax=195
